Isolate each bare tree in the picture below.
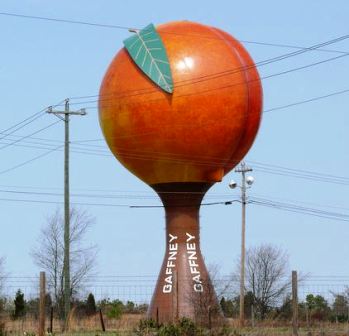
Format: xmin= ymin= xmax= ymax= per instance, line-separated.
xmin=31 ymin=208 xmax=97 ymax=315
xmin=236 ymin=244 xmax=291 ymax=319
xmin=186 ymin=264 xmax=226 ymax=328
xmin=0 ymin=257 xmax=5 ymax=294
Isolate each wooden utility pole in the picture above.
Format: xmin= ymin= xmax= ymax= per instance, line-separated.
xmin=47 ymin=99 xmax=86 ymax=322
xmin=292 ymin=270 xmax=299 ymax=336
xmin=39 ymin=272 xmax=46 ymax=336
xmin=235 ymin=162 xmax=253 ymax=327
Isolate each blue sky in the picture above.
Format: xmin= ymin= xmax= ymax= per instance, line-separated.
xmin=0 ymin=0 xmax=348 ymax=280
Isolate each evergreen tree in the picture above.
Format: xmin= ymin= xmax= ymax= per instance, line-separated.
xmin=85 ymin=293 xmax=96 ymax=316
xmin=13 ymin=289 xmax=26 ymax=319
xmin=306 ymin=294 xmax=331 ymax=321
xmin=220 ymin=297 xmax=236 ymax=317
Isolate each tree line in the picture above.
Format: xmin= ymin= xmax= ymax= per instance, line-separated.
xmin=0 ymin=290 xmax=147 ymax=320
xmin=220 ymin=292 xmax=349 ymax=323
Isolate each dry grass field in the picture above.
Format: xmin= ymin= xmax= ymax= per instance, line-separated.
xmin=2 ymin=313 xmax=349 ymax=335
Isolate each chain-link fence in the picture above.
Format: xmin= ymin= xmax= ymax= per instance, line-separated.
xmin=1 ymin=274 xmax=349 ymax=335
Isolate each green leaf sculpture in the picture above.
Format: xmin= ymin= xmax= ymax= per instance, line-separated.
xmin=123 ymin=23 xmax=173 ymax=93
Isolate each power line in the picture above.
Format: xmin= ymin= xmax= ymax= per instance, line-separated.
xmin=0 ymin=195 xmax=238 ymax=209
xmin=249 ymin=198 xmax=349 ymax=222
xmin=0 ymin=120 xmax=61 ymax=151
xmin=0 ymin=99 xmax=65 ymax=141
xmin=263 ymin=88 xmax=349 ymax=113
xmin=87 ymin=75 xmax=349 ymax=114
xmin=69 ymin=35 xmax=349 ymax=105
xmin=248 ymin=192 xmax=349 ymax=212
xmin=0 ymin=191 xmax=348 ymax=222
xmin=252 ymin=166 xmax=349 ymax=186
xmin=67 ymin=51 xmax=349 ymax=107
xmin=0 ymin=12 xmax=134 ymax=30
xmin=0 ymin=184 xmax=239 ymax=199
xmin=0 ymin=197 xmax=130 ymax=208
xmin=250 ymin=197 xmax=349 ymax=219
xmin=0 ymin=112 xmax=45 ymax=142
xmin=239 ymin=40 xmax=348 ymax=55
xmin=2 ymin=121 xmax=348 ymax=187
xmin=0 ymin=184 xmax=347 ymax=212
xmin=248 ymin=161 xmax=349 ymax=182
xmin=0 ymin=145 xmax=63 ymax=175
xmin=1 ymin=11 xmax=347 ymax=55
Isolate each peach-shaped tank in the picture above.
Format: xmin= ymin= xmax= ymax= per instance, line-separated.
xmin=99 ymin=21 xmax=262 ymax=324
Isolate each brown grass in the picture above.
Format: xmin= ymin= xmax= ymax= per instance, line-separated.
xmin=0 ymin=312 xmax=145 ymax=334
xmin=1 ymin=313 xmax=349 ymax=335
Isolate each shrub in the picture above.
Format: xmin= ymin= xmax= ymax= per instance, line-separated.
xmin=85 ymin=293 xmax=97 ymax=316
xmin=13 ymin=290 xmax=26 ymax=319
xmin=177 ymin=317 xmax=198 ymax=336
xmin=0 ymin=322 xmax=6 ymax=336
xmin=106 ymin=300 xmax=123 ymax=319
xmin=158 ymin=323 xmax=180 ymax=336
xmin=136 ymin=318 xmax=159 ymax=335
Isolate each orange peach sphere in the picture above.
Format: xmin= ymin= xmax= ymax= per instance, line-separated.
xmin=99 ymin=21 xmax=263 ymax=186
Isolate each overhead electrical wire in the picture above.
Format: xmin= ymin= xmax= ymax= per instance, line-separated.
xmin=66 ymin=51 xmax=349 ymax=108
xmin=1 ymin=132 xmax=348 ymax=187
xmin=1 ymin=113 xmax=348 ymax=186
xmin=0 ymin=197 xmax=130 ymax=208
xmin=65 ymin=34 xmax=349 ymax=105
xmin=0 ymin=11 xmax=347 ymax=55
xmin=0 ymin=21 xmax=347 ymax=183
xmin=249 ymin=161 xmax=349 ymax=184
xmin=0 ymin=112 xmax=46 ymax=142
xmin=0 ymin=99 xmax=65 ymax=142
xmin=0 ymin=18 xmax=346 ymax=145
xmin=248 ymin=192 xmax=349 ymax=212
xmin=0 ymin=184 xmax=346 ymax=211
xmin=0 ymin=120 xmax=61 ymax=151
xmin=249 ymin=197 xmax=349 ymax=222
xmin=0 ymin=189 xmax=348 ymax=223
xmin=250 ymin=197 xmax=349 ymax=219
xmin=0 ymin=145 xmax=63 ymax=175
xmin=19 ymin=137 xmax=345 ymax=187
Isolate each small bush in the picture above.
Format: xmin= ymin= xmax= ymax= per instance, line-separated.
xmin=158 ymin=323 xmax=180 ymax=336
xmin=178 ymin=317 xmax=198 ymax=336
xmin=0 ymin=322 xmax=6 ymax=336
xmin=107 ymin=302 xmax=123 ymax=319
xmin=135 ymin=318 xmax=159 ymax=335
xmin=138 ymin=318 xmax=158 ymax=330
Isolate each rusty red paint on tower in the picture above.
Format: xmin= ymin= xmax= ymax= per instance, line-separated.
xmin=99 ymin=21 xmax=263 ymax=323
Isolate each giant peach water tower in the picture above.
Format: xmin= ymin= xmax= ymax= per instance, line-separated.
xmin=99 ymin=21 xmax=262 ymax=322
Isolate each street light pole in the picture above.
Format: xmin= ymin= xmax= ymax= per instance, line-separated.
xmin=230 ymin=162 xmax=253 ymax=328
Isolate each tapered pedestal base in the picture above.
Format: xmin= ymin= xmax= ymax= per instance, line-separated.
xmin=147 ymin=183 xmax=223 ymax=325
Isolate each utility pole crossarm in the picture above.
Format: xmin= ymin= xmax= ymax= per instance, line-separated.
xmin=47 ymin=109 xmax=87 ymax=116
xmin=235 ymin=161 xmax=253 ymax=173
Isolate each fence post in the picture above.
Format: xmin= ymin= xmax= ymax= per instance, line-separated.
xmin=347 ymin=305 xmax=349 ymax=336
xmin=39 ymin=272 xmax=46 ymax=336
xmin=49 ymin=306 xmax=53 ymax=333
xmin=99 ymin=309 xmax=106 ymax=332
xmin=292 ymin=270 xmax=298 ymax=336
xmin=251 ymin=304 xmax=255 ymax=328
